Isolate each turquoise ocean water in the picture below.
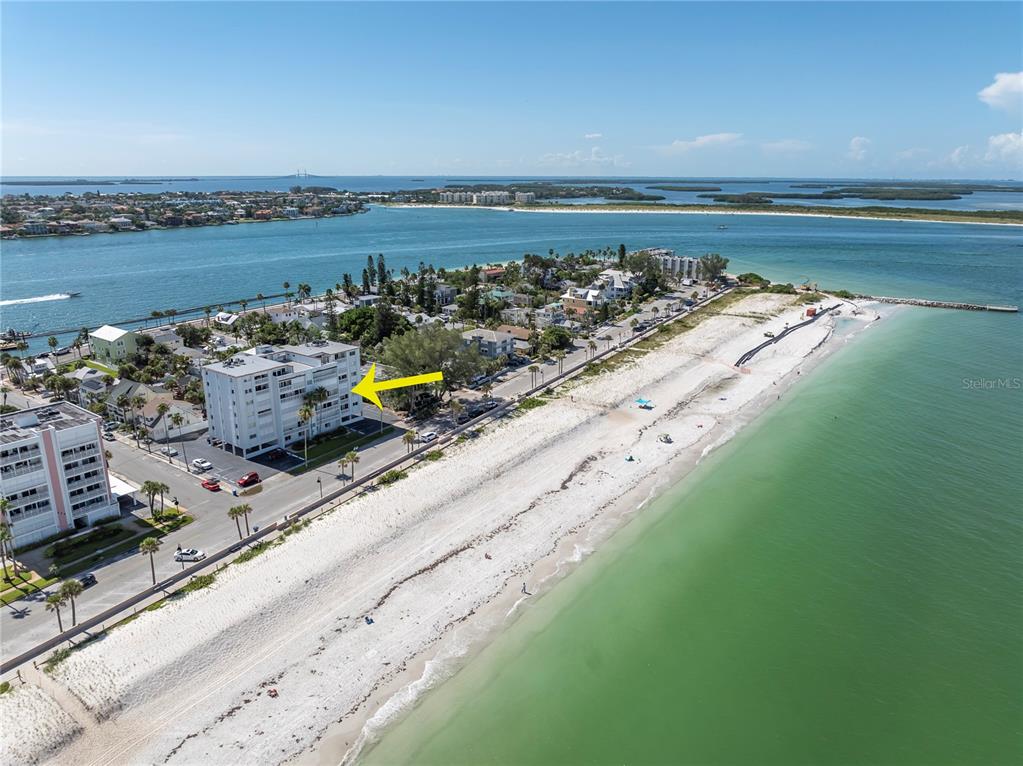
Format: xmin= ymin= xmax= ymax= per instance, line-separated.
xmin=363 ymin=307 xmax=1022 ymax=766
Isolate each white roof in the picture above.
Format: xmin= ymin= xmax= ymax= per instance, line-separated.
xmin=90 ymin=325 xmax=131 ymax=342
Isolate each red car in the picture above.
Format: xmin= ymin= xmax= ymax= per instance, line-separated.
xmin=201 ymin=478 xmax=221 ymax=491
xmin=238 ymin=471 xmax=261 ymax=487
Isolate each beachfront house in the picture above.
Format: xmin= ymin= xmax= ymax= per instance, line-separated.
xmin=461 ymin=328 xmax=515 ymax=359
xmin=89 ymin=325 xmax=140 ymax=364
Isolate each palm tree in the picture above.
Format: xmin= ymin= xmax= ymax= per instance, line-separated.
xmin=481 ymin=382 xmax=493 ymax=401
xmin=297 ymin=283 xmax=312 ymax=302
xmin=450 ymin=399 xmax=464 ymax=420
xmin=256 ymin=293 xmax=267 ymax=312
xmin=48 ymin=336 xmax=58 ymax=355
xmin=305 ymin=387 xmax=329 ymax=433
xmin=139 ymin=537 xmax=161 ymax=585
xmin=227 ymin=505 xmax=246 ymax=540
xmin=204 ymin=306 xmax=212 ymax=327
xmin=156 ymin=481 xmax=170 ymax=514
xmin=298 ymin=404 xmax=315 ymax=465
xmin=344 ymin=450 xmax=359 ymax=482
xmin=0 ymin=523 xmax=12 ymax=582
xmin=170 ymin=412 xmax=187 ymax=465
xmin=528 ymin=364 xmax=539 ymax=387
xmin=1 ymin=384 xmax=10 ymax=409
xmin=282 ymin=281 xmax=291 ymax=306
xmin=140 ymin=480 xmax=162 ymax=517
xmin=156 ymin=401 xmax=171 ymax=441
xmin=59 ymin=579 xmax=84 ymax=626
xmin=45 ymin=593 xmax=67 ymax=633
xmin=588 ymin=340 xmax=597 ymax=358
xmin=239 ymin=299 xmax=248 ymax=315
xmin=403 ymin=430 xmax=416 ymax=453
xmin=552 ymin=349 xmax=568 ymax=376
xmin=131 ymin=394 xmax=147 ymax=447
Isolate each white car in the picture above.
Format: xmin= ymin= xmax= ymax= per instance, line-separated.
xmin=420 ymin=431 xmax=439 ymax=443
xmin=191 ymin=458 xmax=213 ymax=472
xmin=174 ymin=548 xmax=206 ymax=562
xmin=159 ymin=447 xmax=179 ymax=457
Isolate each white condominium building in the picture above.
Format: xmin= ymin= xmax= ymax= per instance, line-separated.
xmin=202 ymin=340 xmax=363 ymax=458
xmin=472 ymin=191 xmax=512 ymax=205
xmin=1 ymin=403 xmax=120 ymax=546
xmin=514 ymin=192 xmax=536 ymax=204
xmin=438 ymin=191 xmax=473 ymax=203
xmin=641 ymin=248 xmax=703 ymax=281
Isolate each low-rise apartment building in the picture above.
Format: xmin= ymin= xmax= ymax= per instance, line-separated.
xmin=202 ymin=339 xmax=363 ymax=458
xmin=461 ymin=328 xmax=516 ymax=359
xmin=0 ymin=403 xmax=120 ymax=546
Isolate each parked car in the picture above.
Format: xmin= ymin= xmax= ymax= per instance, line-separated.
xmin=191 ymin=458 xmax=213 ymax=472
xmin=55 ymin=346 xmax=70 ymax=355
xmin=76 ymin=572 xmax=97 ymax=588
xmin=159 ymin=446 xmax=179 ymax=457
xmin=481 ymin=400 xmax=499 ymax=411
xmin=102 ymin=432 xmax=116 ymax=441
xmin=174 ymin=548 xmax=206 ymax=562
xmin=238 ymin=471 xmax=260 ymax=487
xmin=266 ymin=448 xmax=286 ymax=461
xmin=201 ymin=478 xmax=221 ymax=491
xmin=455 ymin=413 xmax=472 ymax=425
xmin=420 ymin=431 xmax=439 ymax=443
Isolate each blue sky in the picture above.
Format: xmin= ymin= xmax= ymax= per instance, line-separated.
xmin=2 ymin=2 xmax=1021 ymax=178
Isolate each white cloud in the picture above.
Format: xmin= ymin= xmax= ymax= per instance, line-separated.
xmin=895 ymin=147 xmax=929 ymax=161
xmin=985 ymin=132 xmax=1023 ymax=164
xmin=583 ymin=133 xmax=602 ymax=140
xmin=538 ymin=146 xmax=629 ymax=168
xmin=847 ymin=136 xmax=871 ymax=162
xmin=978 ymin=72 xmax=1023 ymax=112
xmin=659 ymin=132 xmax=743 ymax=154
xmin=946 ymin=145 xmax=971 ymax=168
xmin=761 ymin=139 xmax=812 ymax=154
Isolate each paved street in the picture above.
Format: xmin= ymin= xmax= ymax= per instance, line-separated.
xmin=0 ymin=290 xmax=706 ymax=663
xmin=0 ymin=386 xmax=412 ymax=663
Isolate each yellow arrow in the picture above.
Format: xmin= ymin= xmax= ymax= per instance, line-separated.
xmin=350 ymin=363 xmax=444 ymax=410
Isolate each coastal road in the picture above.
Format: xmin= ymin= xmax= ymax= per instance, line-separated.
xmin=0 ymin=292 xmax=698 ymax=662
xmin=0 ymin=399 xmax=414 ymax=664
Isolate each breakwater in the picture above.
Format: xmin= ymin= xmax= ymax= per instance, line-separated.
xmin=858 ymin=296 xmax=1019 ymax=312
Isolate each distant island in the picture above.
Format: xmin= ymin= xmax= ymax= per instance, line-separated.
xmin=2 ymin=177 xmax=200 ymax=186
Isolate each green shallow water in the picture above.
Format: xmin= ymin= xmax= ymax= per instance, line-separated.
xmin=363 ymin=308 xmax=1023 ymax=766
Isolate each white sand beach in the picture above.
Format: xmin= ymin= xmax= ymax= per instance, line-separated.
xmin=386 ymin=203 xmax=1023 ymax=227
xmin=2 ymin=293 xmax=880 ymax=766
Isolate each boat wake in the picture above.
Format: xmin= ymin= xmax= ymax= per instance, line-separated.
xmin=0 ymin=293 xmax=73 ymax=307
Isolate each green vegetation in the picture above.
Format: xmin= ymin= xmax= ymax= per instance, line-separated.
xmin=0 ymin=567 xmax=59 ymax=606
xmin=423 ymin=450 xmax=444 ymax=461
xmin=378 ymin=469 xmax=408 ymax=485
xmin=294 ymin=426 xmax=393 ymax=473
xmin=763 ymin=283 xmax=798 ymax=295
xmin=829 ymin=289 xmax=858 ymax=299
xmin=83 ymin=359 xmax=118 ymax=376
xmin=736 ymin=272 xmax=770 ymax=287
xmin=180 ymin=573 xmax=216 ymax=593
xmin=517 ymin=397 xmax=549 ymax=411
xmin=0 ymin=681 xmax=12 ymax=695
xmin=234 ymin=541 xmax=272 ymax=564
xmin=381 ymin=323 xmax=487 ymax=406
xmin=43 ymin=647 xmax=72 ymax=674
